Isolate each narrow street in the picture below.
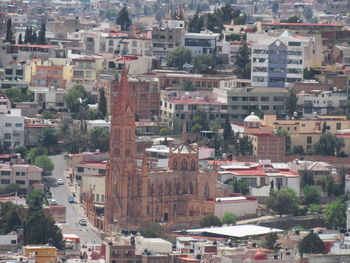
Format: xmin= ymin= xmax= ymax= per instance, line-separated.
xmin=46 ymin=154 xmax=102 ymax=245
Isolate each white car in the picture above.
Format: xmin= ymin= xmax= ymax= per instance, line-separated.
xmin=51 ymin=199 xmax=58 ymax=205
xmin=57 ymin=178 xmax=64 ymax=185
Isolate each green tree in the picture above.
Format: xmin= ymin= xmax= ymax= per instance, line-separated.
xmin=237 ymin=136 xmax=253 ymax=156
xmin=65 ymin=85 xmax=87 ymax=115
xmin=14 ymin=145 xmax=28 ymax=158
xmin=188 ymin=12 xmax=203 ymax=33
xmin=0 ymin=202 xmax=21 ymax=234
xmin=227 ymin=33 xmax=241 ymax=42
xmin=116 ymin=5 xmax=132 ymax=31
xmin=87 ymin=127 xmax=109 ymax=152
xmin=303 ymin=185 xmax=320 ymax=205
xmin=27 ymin=147 xmax=47 ymax=163
xmin=193 ymin=54 xmax=216 ymax=73
xmin=18 ymin=33 xmax=23 ymax=44
xmin=277 ymin=129 xmax=292 ymax=154
xmin=39 ymin=127 xmax=58 ymax=153
xmin=38 ymin=23 xmax=46 ymax=45
xmin=200 ymin=215 xmax=222 ymax=227
xmin=234 ymin=44 xmax=251 ymax=79
xmin=0 ymin=184 xmax=21 ymax=195
xmin=292 ymin=145 xmax=304 ymax=155
xmin=303 ymin=7 xmax=313 ymax=21
xmin=34 ymin=155 xmax=54 ymax=173
xmin=24 ymin=191 xmax=63 ymax=249
xmin=182 ymin=80 xmax=194 ymax=91
xmin=266 ymin=188 xmax=300 ymax=217
xmin=324 ymin=199 xmax=346 ymax=229
xmin=262 ymin=232 xmax=282 ymax=252
xmin=314 ymin=133 xmax=344 ymax=156
xmin=223 ymin=115 xmax=233 ymax=142
xmin=298 ymin=233 xmax=324 ymax=255
xmin=24 ymin=27 xmax=32 ymax=44
xmin=5 ymin=19 xmax=13 ymax=43
xmin=286 ymin=90 xmax=298 ymax=117
xmin=221 ymin=212 xmax=237 ymax=225
xmin=98 ymin=88 xmax=107 ymax=118
xmin=1 ymin=88 xmax=32 ymax=103
xmin=303 ymin=68 xmax=316 ymax=79
xmin=31 ymin=30 xmax=37 ymax=44
xmin=300 ymin=170 xmax=314 ymax=187
xmin=139 ymin=222 xmax=165 ymax=238
xmin=308 ymin=203 xmax=321 ymax=214
xmin=232 ymin=179 xmax=250 ymax=195
xmin=165 ymin=46 xmax=192 ymax=69
xmin=282 ymin=16 xmax=302 ymax=23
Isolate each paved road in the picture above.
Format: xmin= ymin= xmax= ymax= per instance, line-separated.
xmin=46 ymin=154 xmax=102 ymax=245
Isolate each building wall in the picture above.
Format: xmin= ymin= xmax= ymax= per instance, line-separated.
xmin=23 ymin=246 xmax=57 ymax=263
xmin=214 ymin=199 xmax=258 ymax=218
xmin=81 ymin=174 xmax=105 ymax=205
xmin=249 ymin=134 xmax=286 ymax=162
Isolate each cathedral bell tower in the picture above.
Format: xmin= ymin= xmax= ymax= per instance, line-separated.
xmin=104 ymin=67 xmax=136 ymax=233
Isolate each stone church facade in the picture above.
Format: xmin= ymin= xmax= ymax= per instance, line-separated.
xmin=104 ymin=68 xmax=222 ymax=233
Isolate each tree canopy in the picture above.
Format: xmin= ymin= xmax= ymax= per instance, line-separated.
xmin=262 ymin=232 xmax=282 ymax=252
xmin=200 ymin=215 xmax=222 ymax=227
xmin=193 ymin=54 xmax=216 ymax=73
xmin=298 ymin=233 xmax=324 ymax=255
xmin=266 ymin=188 xmax=300 ymax=217
xmin=303 ymin=185 xmax=320 ymax=205
xmin=314 ymin=133 xmax=344 ymax=156
xmin=0 ymin=202 xmax=21 ymax=234
xmin=24 ymin=190 xmax=63 ymax=249
xmin=65 ymin=85 xmax=87 ymax=115
xmin=98 ymin=88 xmax=107 ymax=118
xmin=116 ymin=5 xmax=132 ymax=31
xmin=221 ymin=212 xmax=237 ymax=225
xmin=87 ymin=127 xmax=109 ymax=152
xmin=234 ymin=44 xmax=251 ymax=79
xmin=34 ymin=155 xmax=54 ymax=173
xmin=139 ymin=222 xmax=165 ymax=238
xmin=324 ymin=199 xmax=346 ymax=229
xmin=39 ymin=127 xmax=58 ymax=153
xmin=165 ymin=46 xmax=192 ymax=69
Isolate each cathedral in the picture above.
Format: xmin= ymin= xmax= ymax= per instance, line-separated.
xmin=104 ymin=68 xmax=222 ymax=233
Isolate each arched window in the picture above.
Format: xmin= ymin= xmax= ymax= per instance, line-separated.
xmin=190 ymin=182 xmax=194 ymax=194
xmin=173 ymin=159 xmax=177 ymax=170
xmin=181 ymin=159 xmax=187 ymax=171
xmin=166 ymin=182 xmax=171 ymax=195
xmin=176 ymin=182 xmax=180 ymax=195
xmin=191 ymin=160 xmax=196 ymax=171
xmin=158 ymin=184 xmax=163 ymax=195
xmin=204 ymin=183 xmax=209 ymax=199
xmin=148 ymin=184 xmax=154 ymax=197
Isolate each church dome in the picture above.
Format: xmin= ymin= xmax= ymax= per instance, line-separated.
xmin=244 ymin=112 xmax=261 ymax=123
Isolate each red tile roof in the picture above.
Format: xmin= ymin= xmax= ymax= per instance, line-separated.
xmin=262 ymin=22 xmax=342 ymax=27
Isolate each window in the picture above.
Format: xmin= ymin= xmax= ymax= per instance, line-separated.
xmin=261 ymin=97 xmax=270 ymax=101
xmin=288 ymin=42 xmax=301 ymax=46
xmin=99 ymin=169 xmax=106 ymax=175
xmin=85 ymin=71 xmax=92 ymax=78
xmin=307 ymin=136 xmax=312 ymax=144
xmin=261 ymin=105 xmax=269 ymax=110
xmin=181 ymin=159 xmax=187 ymax=171
xmin=5 ymin=123 xmax=12 ymax=127
xmin=173 ymin=159 xmax=177 ymax=170
xmin=96 ymin=194 xmax=99 ymax=202
xmin=15 ymin=123 xmax=22 ymax=127
xmin=11 ymin=240 xmax=16 ymax=244
xmin=188 ymin=105 xmax=197 ymax=111
xmin=1 ymin=179 xmax=10 ymax=184
xmin=1 ymin=171 xmax=10 ymax=176
xmin=336 ymin=123 xmax=342 ymax=130
xmin=101 ymin=195 xmax=104 ymax=202
xmin=231 ymin=96 xmax=239 ymax=101
xmin=15 ymin=180 xmax=25 ymax=185
xmin=13 ymin=133 xmax=20 ymax=137
xmin=175 ymin=105 xmax=184 ymax=111
xmin=273 ymin=97 xmax=285 ymax=102
xmin=77 ymin=167 xmax=84 ymax=172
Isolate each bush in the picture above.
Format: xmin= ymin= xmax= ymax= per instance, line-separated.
xmin=221 ymin=213 xmax=237 ymax=225
xmin=200 ymin=215 xmax=222 ymax=227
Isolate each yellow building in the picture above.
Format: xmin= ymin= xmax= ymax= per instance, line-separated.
xmin=23 ymin=246 xmax=57 ymax=263
xmin=263 ymin=115 xmax=350 ymax=154
xmin=24 ymin=59 xmax=42 ymax=83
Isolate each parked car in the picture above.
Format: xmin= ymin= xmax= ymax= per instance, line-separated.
xmin=79 ymin=219 xmax=87 ymax=226
xmin=50 ymin=199 xmax=57 ymax=205
xmin=57 ymin=178 xmax=64 ymax=185
xmin=68 ymin=196 xmax=75 ymax=203
xmin=47 ymin=192 xmax=52 ymax=198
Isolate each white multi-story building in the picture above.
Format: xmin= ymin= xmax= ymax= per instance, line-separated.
xmin=182 ymin=30 xmax=220 ymax=56
xmin=297 ymin=89 xmax=348 ymax=117
xmin=0 ymin=95 xmax=25 ymax=148
xmin=249 ymin=31 xmax=313 ymax=88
